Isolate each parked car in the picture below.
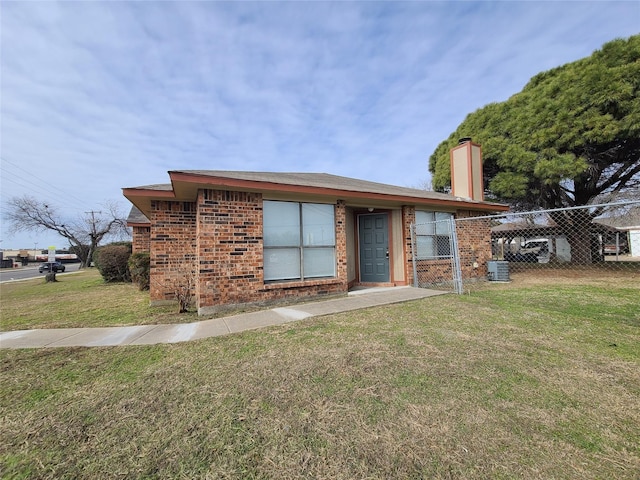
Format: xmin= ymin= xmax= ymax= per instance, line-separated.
xmin=520 ymin=240 xmax=549 ymax=256
xmin=525 ymin=239 xmax=551 ymax=263
xmin=505 ymin=239 xmax=551 ymax=263
xmin=39 ymin=262 xmax=66 ymax=273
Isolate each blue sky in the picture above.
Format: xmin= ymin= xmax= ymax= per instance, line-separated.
xmin=1 ymin=1 xmax=638 ymax=249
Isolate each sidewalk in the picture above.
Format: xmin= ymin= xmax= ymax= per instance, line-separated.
xmin=0 ymin=287 xmax=446 ymax=349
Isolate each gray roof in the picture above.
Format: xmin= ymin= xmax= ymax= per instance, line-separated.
xmin=170 ymin=170 xmax=476 ymax=203
xmin=127 ymin=206 xmax=150 ymax=224
xmin=126 ymin=183 xmax=173 ymax=192
xmin=124 ymin=170 xmax=509 ymax=216
xmin=592 ymin=202 xmax=640 ymax=230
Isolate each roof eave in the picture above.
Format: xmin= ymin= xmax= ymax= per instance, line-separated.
xmin=167 ymin=171 xmax=508 ymax=212
xmin=122 ymin=187 xmax=175 ymax=218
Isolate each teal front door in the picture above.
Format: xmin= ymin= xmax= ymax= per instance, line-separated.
xmin=359 ymin=214 xmax=389 ymax=283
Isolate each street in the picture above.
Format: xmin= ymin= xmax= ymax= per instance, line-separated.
xmin=0 ymin=263 xmax=82 ymax=283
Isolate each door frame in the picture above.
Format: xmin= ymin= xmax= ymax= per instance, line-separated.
xmin=356 ymin=211 xmax=393 ymax=285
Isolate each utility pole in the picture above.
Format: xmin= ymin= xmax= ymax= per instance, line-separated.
xmin=85 ymin=211 xmax=102 ymax=224
xmin=85 ymin=210 xmax=103 ymax=237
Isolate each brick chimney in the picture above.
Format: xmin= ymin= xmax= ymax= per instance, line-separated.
xmin=450 ymin=137 xmax=484 ymax=201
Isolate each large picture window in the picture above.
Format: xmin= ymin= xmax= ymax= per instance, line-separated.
xmin=415 ymin=211 xmax=453 ymax=259
xmin=264 ymin=201 xmax=336 ymax=281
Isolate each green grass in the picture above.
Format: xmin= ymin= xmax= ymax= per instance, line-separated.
xmin=1 ymin=273 xmax=639 ymax=478
xmin=0 ymin=269 xmax=196 ymax=330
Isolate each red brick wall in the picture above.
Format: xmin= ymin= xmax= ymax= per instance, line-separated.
xmin=132 ymin=226 xmax=150 ymax=254
xmin=402 ymin=205 xmax=416 ymax=285
xmin=147 ymin=191 xmax=491 ymax=311
xmin=195 ymin=190 xmax=348 ymax=315
xmin=196 ymin=189 xmax=263 ymax=309
xmin=454 ymin=210 xmax=492 ymax=281
xmin=335 ymin=200 xmax=348 ymax=282
xmin=414 ymin=259 xmax=454 ymax=286
xmin=149 ymin=200 xmax=197 ymax=303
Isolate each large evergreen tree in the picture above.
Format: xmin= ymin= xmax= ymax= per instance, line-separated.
xmin=429 ymin=35 xmax=640 ymax=210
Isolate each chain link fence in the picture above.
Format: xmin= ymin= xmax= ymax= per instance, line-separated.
xmin=412 ymin=200 xmax=640 ymax=293
xmin=410 ymin=217 xmax=462 ymax=293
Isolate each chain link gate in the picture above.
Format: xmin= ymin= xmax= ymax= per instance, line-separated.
xmin=410 ymin=217 xmax=463 ymax=294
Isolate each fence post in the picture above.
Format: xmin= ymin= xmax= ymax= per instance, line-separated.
xmin=410 ymin=223 xmax=418 ymax=287
xmin=450 ymin=217 xmax=464 ymax=294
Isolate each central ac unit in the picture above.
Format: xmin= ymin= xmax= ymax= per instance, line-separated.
xmin=487 ymin=260 xmax=509 ymax=282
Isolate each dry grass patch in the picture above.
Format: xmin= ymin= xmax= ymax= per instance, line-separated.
xmin=1 ymin=276 xmax=639 ymax=479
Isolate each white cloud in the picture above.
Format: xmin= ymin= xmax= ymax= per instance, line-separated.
xmin=1 ymin=0 xmax=638 ymax=248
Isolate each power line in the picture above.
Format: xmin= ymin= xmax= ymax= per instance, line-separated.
xmin=1 ymin=174 xmax=87 ymax=215
xmin=0 ymin=163 xmax=104 ymax=217
xmin=0 ymin=156 xmax=91 ymax=207
xmin=0 ymin=163 xmax=82 ymax=203
xmin=1 ymin=167 xmax=85 ymax=211
xmin=1 ymin=168 xmax=89 ymax=209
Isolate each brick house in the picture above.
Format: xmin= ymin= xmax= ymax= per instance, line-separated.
xmin=123 ymin=143 xmax=507 ymax=314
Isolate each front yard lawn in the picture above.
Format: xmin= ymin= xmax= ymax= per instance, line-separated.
xmin=0 ymin=269 xmax=195 ymax=330
xmin=1 ymin=273 xmax=639 ymax=478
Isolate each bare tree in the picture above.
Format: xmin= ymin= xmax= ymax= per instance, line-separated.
xmin=170 ymin=272 xmax=196 ymax=313
xmin=4 ymin=195 xmax=130 ymax=268
xmin=412 ymin=179 xmax=434 ymax=191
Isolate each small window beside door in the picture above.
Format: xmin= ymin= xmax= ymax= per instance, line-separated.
xmin=414 ymin=211 xmax=453 ymax=259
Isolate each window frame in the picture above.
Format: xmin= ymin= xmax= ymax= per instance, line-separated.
xmin=414 ymin=211 xmax=454 ymax=259
xmin=263 ymin=200 xmax=336 ymax=282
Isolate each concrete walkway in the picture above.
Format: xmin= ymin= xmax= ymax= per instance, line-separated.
xmin=0 ymin=287 xmax=446 ymax=349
